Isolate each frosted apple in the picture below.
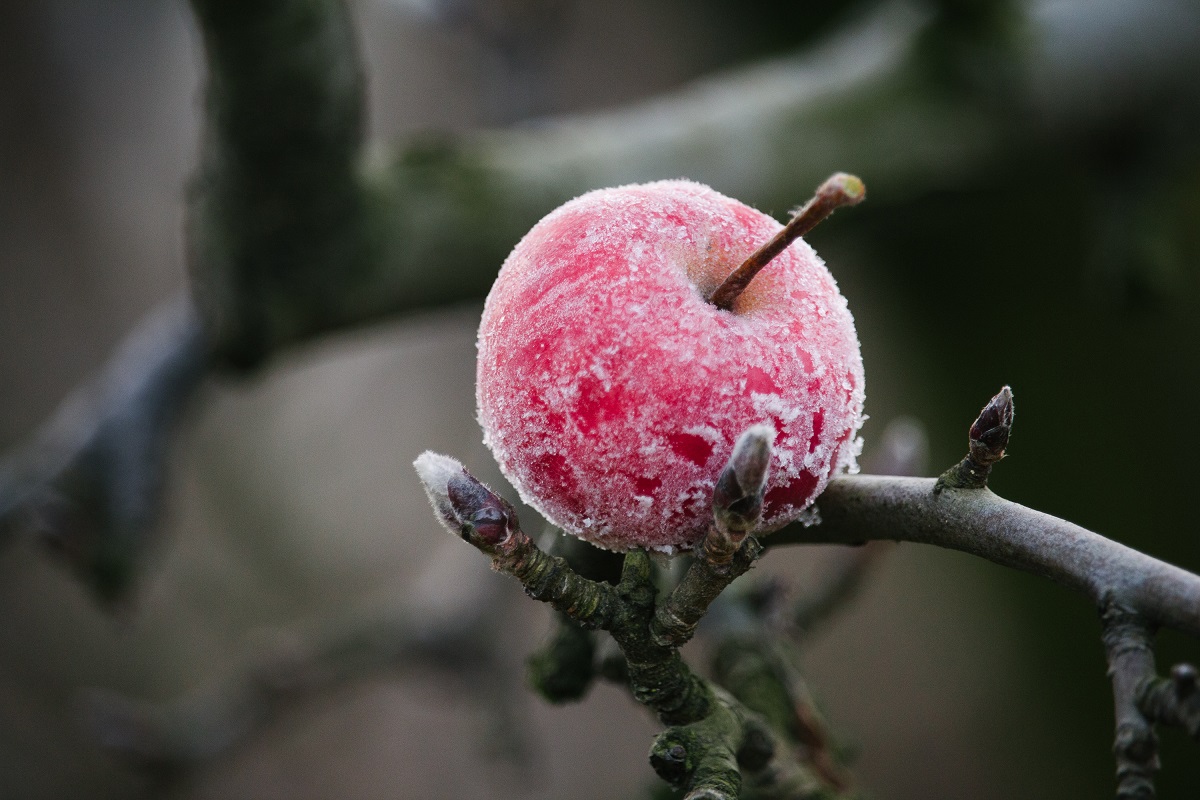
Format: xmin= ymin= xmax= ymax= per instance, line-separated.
xmin=476 ymin=177 xmax=865 ymax=553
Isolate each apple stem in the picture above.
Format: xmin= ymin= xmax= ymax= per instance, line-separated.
xmin=708 ymin=173 xmax=866 ymax=311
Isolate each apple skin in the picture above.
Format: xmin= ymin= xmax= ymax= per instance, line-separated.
xmin=476 ymin=180 xmax=864 ymax=553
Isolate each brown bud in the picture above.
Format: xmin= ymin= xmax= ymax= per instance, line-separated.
xmin=414 ymin=452 xmax=516 ymax=547
xmin=968 ymin=385 xmax=1014 ymax=466
xmin=712 ymin=424 xmax=773 ymax=538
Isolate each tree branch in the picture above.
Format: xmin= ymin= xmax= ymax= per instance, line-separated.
xmin=0 ymin=298 xmax=208 ymax=602
xmin=774 ymin=386 xmax=1200 ymax=797
xmin=769 ymin=475 xmax=1200 ymax=638
xmin=187 ymin=0 xmax=367 ymax=369
xmin=414 ymin=446 xmax=842 ymax=798
xmin=185 ymin=0 xmax=1200 ymax=362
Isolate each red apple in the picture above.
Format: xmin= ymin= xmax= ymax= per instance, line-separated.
xmin=476 ymin=179 xmax=865 ymax=552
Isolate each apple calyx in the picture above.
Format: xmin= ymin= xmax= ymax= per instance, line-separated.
xmin=414 ymin=451 xmax=516 ymax=547
xmin=708 ymin=172 xmax=866 ymax=311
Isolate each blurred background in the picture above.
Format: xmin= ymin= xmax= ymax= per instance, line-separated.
xmin=1 ymin=0 xmax=1199 ymax=797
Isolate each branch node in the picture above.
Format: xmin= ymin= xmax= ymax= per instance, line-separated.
xmin=1171 ymin=663 xmax=1198 ymax=699
xmin=1101 ymin=602 xmax=1160 ymax=799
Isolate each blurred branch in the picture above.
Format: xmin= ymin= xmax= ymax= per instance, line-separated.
xmin=186 ymin=0 xmax=1200 ymax=363
xmin=0 ymin=299 xmax=208 ymax=602
xmin=788 ymin=416 xmax=928 ymax=636
xmin=84 ymin=553 xmax=531 ymax=773
xmin=186 ymin=0 xmax=368 ymax=369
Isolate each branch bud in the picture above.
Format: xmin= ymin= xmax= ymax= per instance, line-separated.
xmin=968 ymin=385 xmax=1014 ymax=466
xmin=1171 ymin=663 xmax=1198 ymax=699
xmin=413 ymin=451 xmax=516 ymax=547
xmin=712 ymin=424 xmax=773 ymax=539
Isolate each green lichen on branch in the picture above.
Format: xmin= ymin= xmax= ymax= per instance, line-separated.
xmin=527 ymin=612 xmax=597 ymax=703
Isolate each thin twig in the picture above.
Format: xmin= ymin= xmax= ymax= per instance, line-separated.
xmin=790 ymin=542 xmax=890 ymax=636
xmin=1138 ymin=663 xmax=1200 ymax=740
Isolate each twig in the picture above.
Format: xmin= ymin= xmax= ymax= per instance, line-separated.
xmin=1101 ymin=602 xmax=1159 ymax=799
xmin=1138 ymin=663 xmax=1200 ymax=740
xmin=773 ymin=386 xmax=1200 ymax=634
xmin=772 ymin=386 xmax=1200 ymax=797
xmin=653 ymin=426 xmax=772 ymax=648
xmin=790 ymin=543 xmax=887 ymax=637
xmin=770 ymin=475 xmax=1200 ymax=637
xmin=527 ymin=531 xmax=625 ymax=703
xmin=712 ymin=635 xmax=853 ymax=793
xmin=787 ymin=416 xmax=928 ymax=636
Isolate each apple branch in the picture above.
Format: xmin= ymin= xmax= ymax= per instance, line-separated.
xmin=708 ymin=174 xmax=865 ymax=312
xmin=770 ymin=386 xmax=1200 ymax=797
xmin=770 ymin=394 xmax=1200 ymax=638
xmin=414 ymin=453 xmax=846 ymax=799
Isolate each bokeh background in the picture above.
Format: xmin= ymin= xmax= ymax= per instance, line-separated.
xmin=2 ymin=0 xmax=1199 ymax=797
